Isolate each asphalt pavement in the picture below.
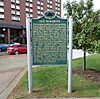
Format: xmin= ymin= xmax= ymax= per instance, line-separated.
xmin=0 ymin=53 xmax=27 ymax=99
xmin=0 ymin=53 xmax=27 ymax=72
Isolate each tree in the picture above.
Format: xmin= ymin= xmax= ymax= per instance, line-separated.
xmin=64 ymin=0 xmax=100 ymax=70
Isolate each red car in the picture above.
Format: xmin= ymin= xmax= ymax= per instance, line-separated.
xmin=7 ymin=44 xmax=27 ymax=55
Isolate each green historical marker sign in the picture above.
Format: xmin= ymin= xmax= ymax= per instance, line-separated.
xmin=32 ymin=10 xmax=68 ymax=65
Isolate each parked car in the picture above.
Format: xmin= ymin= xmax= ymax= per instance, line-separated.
xmin=7 ymin=44 xmax=27 ymax=55
xmin=9 ymin=42 xmax=20 ymax=46
xmin=0 ymin=43 xmax=9 ymax=52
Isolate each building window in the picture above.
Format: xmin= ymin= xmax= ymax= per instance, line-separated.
xmin=26 ymin=13 xmax=29 ymax=17
xmin=11 ymin=10 xmax=15 ymax=14
xmin=58 ymin=4 xmax=60 ymax=7
xmin=26 ymin=13 xmax=33 ymax=17
xmin=0 ymin=7 xmax=4 ymax=12
xmin=58 ymin=8 xmax=60 ymax=11
xmin=37 ymin=6 xmax=41 ymax=9
xmin=41 ymin=11 xmax=43 ymax=15
xmin=56 ymin=0 xmax=61 ymax=2
xmin=30 ymin=3 xmax=32 ymax=7
xmin=30 ymin=0 xmax=32 ymax=2
xmin=26 ymin=2 xmax=29 ymax=6
xmin=56 ymin=3 xmax=57 ymax=6
xmin=12 ymin=15 xmax=20 ymax=21
xmin=11 ymin=0 xmax=15 ymax=2
xmin=16 ymin=0 xmax=20 ymax=4
xmin=30 ymin=14 xmax=33 ymax=17
xmin=11 ymin=4 xmax=15 ymax=8
xmin=30 ymin=9 xmax=33 ymax=12
xmin=41 ymin=7 xmax=43 ymax=10
xmin=41 ymin=2 xmax=43 ymax=6
xmin=16 ymin=5 xmax=20 ymax=10
xmin=50 ymin=1 xmax=52 ymax=4
xmin=0 ymin=1 xmax=4 ymax=6
xmin=47 ymin=0 xmax=49 ymax=3
xmin=50 ymin=5 xmax=52 ymax=8
xmin=56 ymin=11 xmax=60 ymax=16
xmin=58 ymin=12 xmax=60 ymax=15
xmin=26 ymin=2 xmax=33 ymax=7
xmin=47 ymin=4 xmax=49 ymax=7
xmin=58 ymin=0 xmax=60 ymax=3
xmin=26 ymin=0 xmax=32 ymax=3
xmin=16 ymin=11 xmax=20 ymax=15
xmin=38 ymin=11 xmax=41 ymax=14
xmin=16 ymin=16 xmax=20 ymax=21
xmin=0 ymin=13 xmax=4 ymax=19
xmin=26 ymin=8 xmax=29 ymax=12
xmin=55 ymin=7 xmax=57 ymax=10
xmin=37 ymin=1 xmax=41 ymax=5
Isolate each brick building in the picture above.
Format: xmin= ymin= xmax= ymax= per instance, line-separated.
xmin=0 ymin=0 xmax=61 ymax=44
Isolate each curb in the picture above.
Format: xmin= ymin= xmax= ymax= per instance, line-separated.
xmin=0 ymin=67 xmax=27 ymax=99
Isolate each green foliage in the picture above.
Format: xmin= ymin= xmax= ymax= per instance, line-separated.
xmin=64 ymin=0 xmax=100 ymax=69
xmin=64 ymin=0 xmax=100 ymax=53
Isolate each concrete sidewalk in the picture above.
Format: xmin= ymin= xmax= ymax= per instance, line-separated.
xmin=0 ymin=67 xmax=27 ymax=99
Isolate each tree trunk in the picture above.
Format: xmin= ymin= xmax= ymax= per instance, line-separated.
xmin=83 ymin=46 xmax=86 ymax=70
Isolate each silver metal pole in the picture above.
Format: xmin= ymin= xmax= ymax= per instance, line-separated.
xmin=68 ymin=16 xmax=73 ymax=93
xmin=26 ymin=17 xmax=32 ymax=94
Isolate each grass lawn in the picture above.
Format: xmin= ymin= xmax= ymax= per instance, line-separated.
xmin=8 ymin=54 xmax=100 ymax=99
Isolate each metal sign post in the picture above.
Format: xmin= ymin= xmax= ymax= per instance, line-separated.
xmin=68 ymin=16 xmax=73 ymax=93
xmin=26 ymin=17 xmax=32 ymax=94
xmin=26 ymin=11 xmax=72 ymax=94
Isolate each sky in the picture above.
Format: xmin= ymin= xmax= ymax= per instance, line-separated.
xmin=61 ymin=0 xmax=100 ymax=17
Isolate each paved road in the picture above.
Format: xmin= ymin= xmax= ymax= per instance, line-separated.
xmin=0 ymin=54 xmax=27 ymax=72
